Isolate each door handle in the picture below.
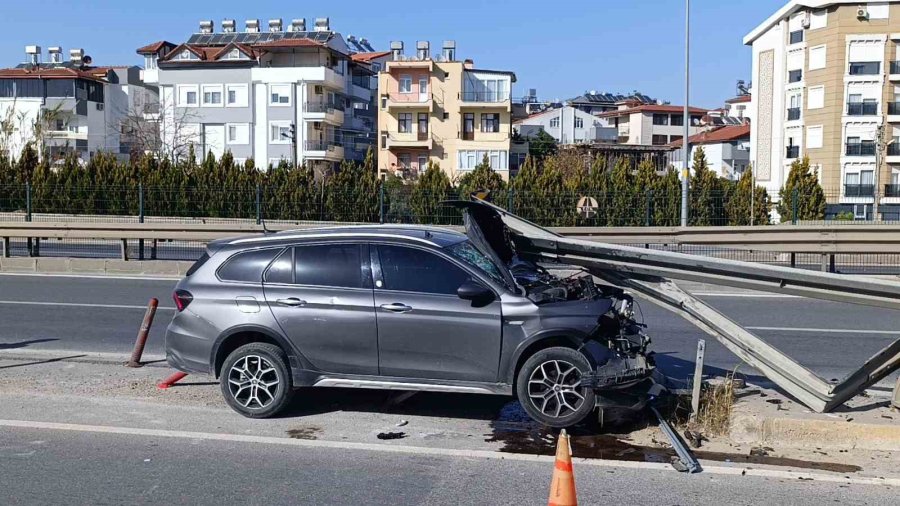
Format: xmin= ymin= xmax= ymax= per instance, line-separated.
xmin=380 ymin=303 xmax=413 ymax=313
xmin=276 ymin=298 xmax=307 ymax=307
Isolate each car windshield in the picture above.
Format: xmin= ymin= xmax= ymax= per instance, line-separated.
xmin=445 ymin=240 xmax=508 ymax=287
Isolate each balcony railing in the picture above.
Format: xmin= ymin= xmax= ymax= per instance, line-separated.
xmin=891 ymin=61 xmax=900 ymax=74
xmin=889 ymin=102 xmax=900 ymax=115
xmin=462 ymin=130 xmax=475 ymax=141
xmin=387 ymin=93 xmax=432 ymax=104
xmin=844 ymin=184 xmax=875 ymax=197
xmin=885 ymin=184 xmax=900 ymax=197
xmin=351 ymin=75 xmax=372 ymax=89
xmin=304 ymin=141 xmax=341 ymax=151
xmin=847 ymin=102 xmax=878 ymax=116
xmin=785 ymin=146 xmax=800 ymax=159
xmin=460 ymin=92 xmax=510 ymax=103
xmin=786 ymin=107 xmax=801 ymax=121
xmin=306 ymin=102 xmax=339 ymax=113
xmin=417 ymin=131 xmax=429 ymax=141
xmin=845 ymin=143 xmax=876 ymax=156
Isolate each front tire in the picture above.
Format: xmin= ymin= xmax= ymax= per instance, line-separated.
xmin=516 ymin=347 xmax=596 ymax=428
xmin=220 ymin=343 xmax=293 ymax=418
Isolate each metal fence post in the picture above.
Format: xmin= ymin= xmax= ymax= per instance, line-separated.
xmin=256 ymin=184 xmax=262 ymax=225
xmin=646 ymin=190 xmax=653 ymax=227
xmin=379 ymin=184 xmax=385 ymax=224
xmin=25 ymin=182 xmax=32 ymax=256
xmin=138 ymin=183 xmax=145 ymax=261
xmin=507 ymin=189 xmax=514 ymax=213
xmin=792 ymin=188 xmax=799 ymax=225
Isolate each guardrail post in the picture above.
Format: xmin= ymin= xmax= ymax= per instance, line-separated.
xmin=790 ymin=253 xmax=796 ymax=268
xmin=255 ymin=184 xmax=262 ymax=225
xmin=829 ymin=254 xmax=836 ymax=273
xmin=792 ymin=188 xmax=799 ymax=225
xmin=33 ymin=237 xmax=39 ymax=257
xmin=25 ymin=182 xmax=32 ymax=256
xmin=150 ymin=239 xmax=157 ymax=260
xmin=379 ymin=184 xmax=385 ymax=224
xmin=120 ymin=239 xmax=129 ymax=261
xmin=2 ymin=237 xmax=9 ymax=258
xmin=138 ymin=183 xmax=144 ymax=261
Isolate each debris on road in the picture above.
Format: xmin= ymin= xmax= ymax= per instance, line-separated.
xmin=396 ymin=420 xmax=409 ymax=427
xmin=376 ymin=431 xmax=406 ymax=440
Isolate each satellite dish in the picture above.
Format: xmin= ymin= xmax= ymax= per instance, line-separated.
xmin=83 ymin=55 xmax=93 ymax=65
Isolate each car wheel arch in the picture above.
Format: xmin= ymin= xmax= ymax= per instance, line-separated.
xmin=210 ymin=324 xmax=306 ymax=378
xmin=507 ymin=329 xmax=596 ymax=386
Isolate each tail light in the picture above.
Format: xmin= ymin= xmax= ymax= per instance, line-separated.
xmin=173 ymin=289 xmax=194 ymax=312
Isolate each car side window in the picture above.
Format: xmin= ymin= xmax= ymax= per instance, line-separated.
xmin=218 ymin=248 xmax=282 ymax=282
xmin=264 ymin=248 xmax=294 ymax=284
xmin=294 ymin=244 xmax=363 ymax=289
xmin=377 ymin=245 xmax=470 ymax=295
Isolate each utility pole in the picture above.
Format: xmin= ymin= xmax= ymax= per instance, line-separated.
xmin=874 ymin=123 xmax=889 ymax=221
xmin=681 ymin=0 xmax=691 ymax=227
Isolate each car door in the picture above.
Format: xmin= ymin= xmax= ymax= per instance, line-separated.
xmin=263 ymin=243 xmax=378 ymax=375
xmin=372 ymin=244 xmax=503 ymax=382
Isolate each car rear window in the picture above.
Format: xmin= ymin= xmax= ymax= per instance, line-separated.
xmin=217 ymin=248 xmax=282 ymax=283
xmin=295 ymin=244 xmax=363 ymax=288
xmin=185 ymin=252 xmax=210 ymax=277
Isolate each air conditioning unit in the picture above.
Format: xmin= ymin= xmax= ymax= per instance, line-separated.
xmin=313 ymin=122 xmax=322 ymax=130
xmin=801 ymin=12 xmax=811 ymax=28
xmin=857 ymin=7 xmax=869 ymax=20
xmin=314 ymin=85 xmax=323 ymax=95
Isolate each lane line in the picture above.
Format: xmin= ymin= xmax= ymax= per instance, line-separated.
xmin=0 ymin=272 xmax=179 ymax=282
xmin=0 ymin=419 xmax=897 ymax=487
xmin=748 ymin=326 xmax=898 ymax=335
xmin=0 ymin=300 xmax=176 ymax=311
xmin=693 ymin=293 xmax=799 ymax=298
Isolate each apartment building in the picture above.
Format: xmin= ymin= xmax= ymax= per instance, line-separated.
xmin=513 ymin=106 xmax=617 ymax=144
xmin=376 ymin=41 xmax=524 ymax=180
xmin=567 ymin=91 xmax=657 ymax=116
xmin=596 ymin=104 xmax=708 ymax=146
xmin=668 ymin=124 xmax=752 ymax=180
xmin=137 ymin=17 xmax=384 ymax=172
xmin=0 ymin=46 xmax=151 ymax=161
xmin=746 ymin=0 xmax=900 ymax=219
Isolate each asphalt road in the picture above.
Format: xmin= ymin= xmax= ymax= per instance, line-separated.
xmin=1 ymin=425 xmax=895 ymax=506
xmin=0 ymin=273 xmax=898 ymax=385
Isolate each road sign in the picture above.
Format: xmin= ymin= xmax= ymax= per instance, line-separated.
xmin=576 ymin=197 xmax=599 ymax=219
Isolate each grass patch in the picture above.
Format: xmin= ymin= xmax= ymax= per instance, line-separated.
xmin=692 ymin=372 xmax=738 ymax=436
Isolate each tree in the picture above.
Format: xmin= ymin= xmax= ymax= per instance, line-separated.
xmin=409 ymin=161 xmax=453 ymax=224
xmin=777 ymin=157 xmax=826 ymax=223
xmin=117 ymin=93 xmax=200 ymax=162
xmin=456 ymin=155 xmax=506 ymax=200
xmin=527 ymin=130 xmax=558 ymax=161
xmin=688 ymin=146 xmax=728 ymax=226
xmin=726 ymin=166 xmax=771 ymax=225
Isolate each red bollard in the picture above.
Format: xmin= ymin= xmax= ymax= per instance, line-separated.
xmin=126 ymin=298 xmax=159 ymax=368
xmin=157 ymin=371 xmax=188 ymax=389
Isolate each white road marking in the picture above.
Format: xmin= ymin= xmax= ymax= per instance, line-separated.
xmin=0 ymin=272 xmax=179 ymax=281
xmin=692 ymin=292 xmax=799 ymax=298
xmin=747 ymin=326 xmax=897 ymax=335
xmin=0 ymin=419 xmax=897 ymax=487
xmin=0 ymin=300 xmax=176 ymax=311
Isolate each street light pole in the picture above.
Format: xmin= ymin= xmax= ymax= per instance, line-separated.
xmin=681 ymin=0 xmax=691 ymax=227
xmin=874 ymin=124 xmax=887 ymax=221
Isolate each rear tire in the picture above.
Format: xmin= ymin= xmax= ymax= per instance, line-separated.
xmin=220 ymin=343 xmax=293 ymax=418
xmin=516 ymin=347 xmax=595 ymax=428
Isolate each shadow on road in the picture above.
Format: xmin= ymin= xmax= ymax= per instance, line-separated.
xmin=0 ymin=339 xmax=59 ymax=350
xmin=0 ymin=354 xmax=87 ymax=370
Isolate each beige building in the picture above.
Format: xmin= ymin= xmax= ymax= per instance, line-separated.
xmin=376 ymin=41 xmax=524 ymax=180
xmin=595 ymin=104 xmax=709 ymax=146
xmin=746 ymin=1 xmax=900 ymax=219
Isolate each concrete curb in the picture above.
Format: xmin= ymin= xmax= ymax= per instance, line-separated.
xmin=730 ymin=412 xmax=900 ymax=452
xmin=0 ymin=257 xmax=191 ymax=277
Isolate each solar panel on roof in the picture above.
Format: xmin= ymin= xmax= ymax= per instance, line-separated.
xmin=235 ymin=33 xmax=248 ymax=43
xmin=187 ymin=34 xmax=201 ymax=44
xmin=245 ymin=33 xmax=260 ymax=44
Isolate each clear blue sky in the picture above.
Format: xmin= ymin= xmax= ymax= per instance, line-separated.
xmin=0 ymin=0 xmax=786 ymax=108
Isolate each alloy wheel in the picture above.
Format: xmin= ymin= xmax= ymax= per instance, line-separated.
xmin=227 ymin=355 xmax=280 ymax=409
xmin=527 ymin=359 xmax=586 ymax=418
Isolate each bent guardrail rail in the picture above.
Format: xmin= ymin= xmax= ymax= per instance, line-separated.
xmin=469 ymin=198 xmax=900 ymax=414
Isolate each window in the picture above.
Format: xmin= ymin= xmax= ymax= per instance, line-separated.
xmin=849 ymin=62 xmax=880 ymax=75
xmin=398 ymin=113 xmax=412 ymax=133
xmin=417 ymin=155 xmax=428 ymax=170
xmin=144 ymin=55 xmax=157 ymax=70
xmin=463 ymin=113 xmax=475 ymax=140
xmin=399 ymin=75 xmax=412 ymax=93
xmin=807 ymin=125 xmax=823 ymax=149
xmin=176 ymin=49 xmax=197 ymax=60
xmin=671 ymin=115 xmax=684 ymax=126
xmin=690 ymin=115 xmax=703 ymax=126
xmin=789 ymin=30 xmax=804 ymax=45
xmin=270 ymin=84 xmax=291 ymax=106
xmin=227 ymin=124 xmax=249 ymax=145
xmin=669 ymin=135 xmax=682 ymax=143
xmin=574 ymin=117 xmax=584 ymax=129
xmin=549 ymin=117 xmax=560 ymax=128
xmin=417 ymin=113 xmax=428 ymax=137
xmin=788 ymin=69 xmax=803 ymax=83
xmin=457 ymin=150 xmax=508 ymax=171
xmin=177 ymin=85 xmax=198 ymax=107
xmin=201 ymin=84 xmax=223 ymax=106
xmin=377 ymin=246 xmax=470 ymax=295
xmin=809 ymin=45 xmax=826 ymax=70
xmin=810 ymin=10 xmax=828 ymax=29
xmin=265 ymin=249 xmax=293 ymax=284
xmin=445 ymin=240 xmax=506 ymax=286
xmin=398 ymin=153 xmax=411 ymax=168
xmin=808 ymin=86 xmax=825 ymax=109
xmin=652 ymin=113 xmax=669 ymax=126
xmin=222 ymin=48 xmax=245 ymax=60
xmin=218 ymin=249 xmax=282 ymax=282
xmin=294 ymin=244 xmax=363 ymax=289
xmin=652 ymin=134 xmax=668 ymax=146
xmin=225 ymin=84 xmax=248 ymax=107
xmin=481 ymin=113 xmax=500 ymax=133
xmin=269 ymin=121 xmax=292 ymax=144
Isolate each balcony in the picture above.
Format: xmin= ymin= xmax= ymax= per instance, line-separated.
xmin=891 ymin=61 xmax=900 ymax=80
xmin=385 ymin=132 xmax=433 ymax=150
xmin=384 ymin=93 xmax=433 ymax=112
xmin=785 ymin=146 xmax=800 ymax=159
xmin=304 ymin=101 xmax=344 ymax=125
xmin=303 ymin=141 xmax=344 ymax=161
xmin=849 ymin=62 xmax=881 ymax=76
xmin=786 ymin=107 xmax=801 ymax=121
xmin=885 ymin=184 xmax=900 ymax=197
xmin=844 ymin=184 xmax=875 ymax=197
xmin=845 ymin=143 xmax=876 ymax=156
xmin=460 ymin=91 xmax=512 ymax=110
xmin=847 ymin=102 xmax=878 ymax=116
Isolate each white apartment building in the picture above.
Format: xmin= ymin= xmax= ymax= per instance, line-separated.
xmin=138 ymin=18 xmax=386 ymax=172
xmin=0 ymin=45 xmax=152 ymax=161
xmin=745 ymin=0 xmax=900 ymax=219
xmin=513 ymin=106 xmax=617 ymax=144
xmin=596 ymin=104 xmax=709 ymax=146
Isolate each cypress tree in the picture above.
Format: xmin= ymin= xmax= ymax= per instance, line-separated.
xmin=777 ymin=156 xmax=826 ymax=222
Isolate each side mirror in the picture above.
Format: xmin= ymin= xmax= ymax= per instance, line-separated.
xmin=457 ymin=279 xmax=495 ymax=307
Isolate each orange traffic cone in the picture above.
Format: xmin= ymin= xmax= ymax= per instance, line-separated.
xmin=548 ymin=429 xmax=577 ymax=506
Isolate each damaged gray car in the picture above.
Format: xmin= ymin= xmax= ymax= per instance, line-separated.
xmin=164 ymin=200 xmax=664 ymax=427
